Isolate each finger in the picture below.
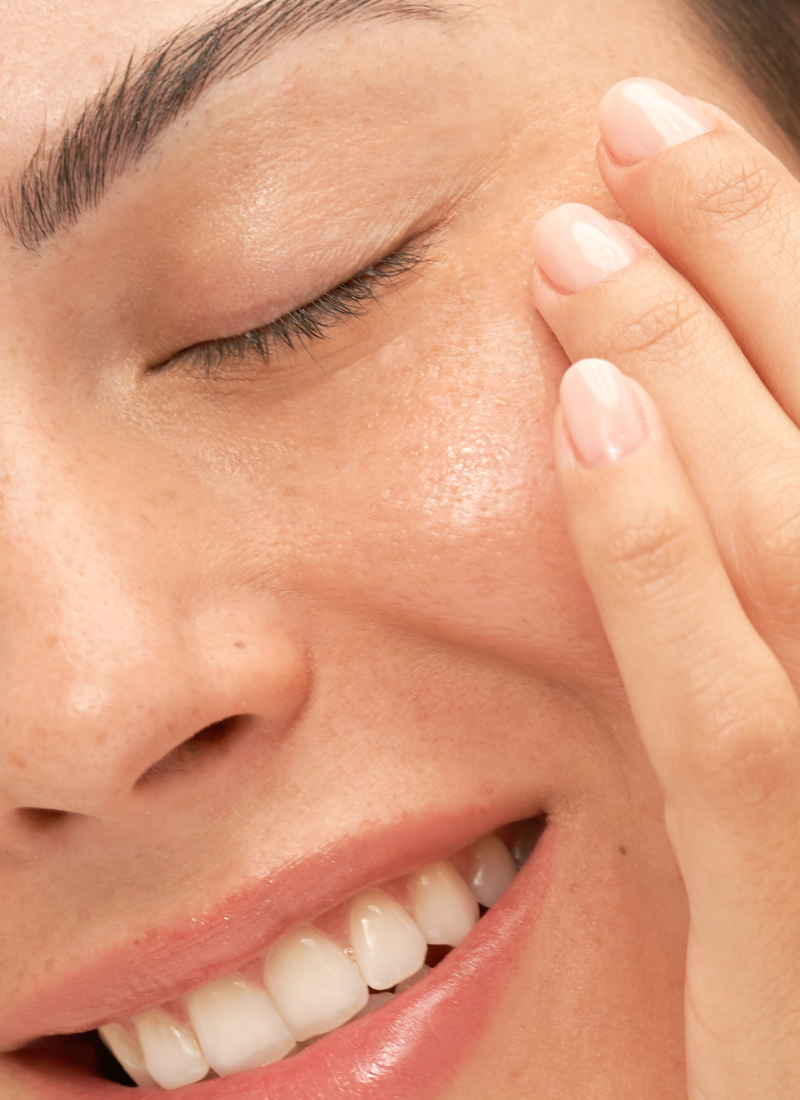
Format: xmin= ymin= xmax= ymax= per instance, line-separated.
xmin=556 ymin=357 xmax=800 ymax=1100
xmin=530 ymin=202 xmax=800 ymax=672
xmin=597 ymin=78 xmax=800 ymax=428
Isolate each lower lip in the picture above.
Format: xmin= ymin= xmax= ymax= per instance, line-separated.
xmin=8 ymin=827 xmax=555 ymax=1100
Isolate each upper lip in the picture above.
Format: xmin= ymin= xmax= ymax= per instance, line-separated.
xmin=0 ymin=801 xmax=536 ymax=1052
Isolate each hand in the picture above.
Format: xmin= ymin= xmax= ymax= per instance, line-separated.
xmin=531 ymin=79 xmax=800 ymax=1100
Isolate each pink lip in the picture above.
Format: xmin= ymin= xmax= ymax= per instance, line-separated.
xmin=7 ymin=825 xmax=555 ymax=1100
xmin=0 ymin=803 xmax=539 ymax=1050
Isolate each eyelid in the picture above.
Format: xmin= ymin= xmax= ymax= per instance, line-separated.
xmin=161 ymin=236 xmax=432 ymax=378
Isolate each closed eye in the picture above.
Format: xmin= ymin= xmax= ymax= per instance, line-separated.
xmin=161 ymin=239 xmax=430 ymax=378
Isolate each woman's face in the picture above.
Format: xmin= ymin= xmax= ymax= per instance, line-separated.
xmin=0 ymin=1 xmax=789 ymax=1097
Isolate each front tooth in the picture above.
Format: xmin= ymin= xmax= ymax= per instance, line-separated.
xmin=349 ymin=889 xmax=427 ymax=990
xmin=407 ymin=860 xmax=479 ymax=946
xmin=134 ymin=1009 xmax=209 ymax=1091
xmin=468 ymin=833 xmax=518 ymax=907
xmin=264 ymin=926 xmax=369 ymax=1041
xmin=98 ymin=1023 xmax=157 ymax=1088
xmin=187 ymin=975 xmax=296 ymax=1077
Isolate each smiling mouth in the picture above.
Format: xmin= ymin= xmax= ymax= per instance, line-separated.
xmin=16 ymin=818 xmax=543 ymax=1095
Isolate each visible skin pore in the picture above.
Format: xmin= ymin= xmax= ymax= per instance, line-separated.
xmin=0 ymin=1 xmax=798 ymax=1098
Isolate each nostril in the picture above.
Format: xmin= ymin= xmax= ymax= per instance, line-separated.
xmin=136 ymin=715 xmax=245 ymax=785
xmin=15 ymin=807 xmax=71 ymax=829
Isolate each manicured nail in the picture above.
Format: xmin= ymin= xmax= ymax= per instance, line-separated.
xmin=532 ymin=204 xmax=640 ymax=294
xmin=560 ymin=359 xmax=646 ymax=466
xmin=599 ymin=78 xmax=714 ymax=165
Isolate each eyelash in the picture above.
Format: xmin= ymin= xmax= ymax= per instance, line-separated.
xmin=170 ymin=241 xmax=428 ymax=376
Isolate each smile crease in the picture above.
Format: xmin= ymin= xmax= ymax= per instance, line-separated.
xmin=93 ymin=824 xmax=535 ymax=1090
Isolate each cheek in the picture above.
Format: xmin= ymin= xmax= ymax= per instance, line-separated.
xmin=216 ymin=312 xmax=616 ymax=691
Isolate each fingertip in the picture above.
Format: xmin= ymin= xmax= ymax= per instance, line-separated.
xmin=623 ymin=375 xmax=667 ymax=446
xmin=559 ymin=359 xmax=647 ymax=467
xmin=531 ymin=204 xmax=640 ymax=296
xmin=598 ymin=78 xmax=714 ymax=166
xmin=552 ymin=402 xmax=577 ymax=476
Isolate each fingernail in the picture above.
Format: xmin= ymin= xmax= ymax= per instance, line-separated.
xmin=599 ymin=78 xmax=714 ymax=165
xmin=532 ymin=204 xmax=640 ymax=294
xmin=560 ymin=359 xmax=646 ymax=466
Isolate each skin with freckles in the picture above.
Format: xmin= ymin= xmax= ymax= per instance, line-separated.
xmin=2 ymin=1 xmax=800 ymax=1098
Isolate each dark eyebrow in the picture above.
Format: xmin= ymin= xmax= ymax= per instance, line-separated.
xmin=1 ymin=0 xmax=450 ymax=251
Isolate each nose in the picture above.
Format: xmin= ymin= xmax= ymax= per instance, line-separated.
xmin=0 ymin=407 xmax=310 ymax=819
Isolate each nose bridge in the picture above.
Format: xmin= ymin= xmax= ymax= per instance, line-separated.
xmin=0 ymin=411 xmax=192 ymax=811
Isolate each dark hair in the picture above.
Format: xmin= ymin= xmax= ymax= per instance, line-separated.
xmin=687 ymin=0 xmax=800 ymax=151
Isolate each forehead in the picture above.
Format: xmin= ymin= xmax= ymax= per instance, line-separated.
xmin=0 ymin=0 xmax=672 ymax=174
xmin=1 ymin=2 xmax=206 ymax=170
xmin=0 ymin=0 xmax=740 ymax=269
xmin=0 ymin=0 xmax=458 ymax=141
xmin=2 ymin=0 xmax=457 ymax=251
xmin=1 ymin=0 xmax=477 ymax=260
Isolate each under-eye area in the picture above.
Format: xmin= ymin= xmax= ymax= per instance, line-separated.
xmin=19 ymin=819 xmax=543 ymax=1091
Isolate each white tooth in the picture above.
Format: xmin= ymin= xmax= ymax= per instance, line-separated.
xmin=187 ymin=975 xmax=296 ymax=1077
xmin=134 ymin=1009 xmax=209 ymax=1091
xmin=408 ymin=860 xmax=479 ymax=946
xmin=349 ymin=889 xmax=427 ymax=991
xmin=264 ymin=926 xmax=369 ymax=1041
xmin=354 ymin=991 xmax=395 ymax=1019
xmin=469 ymin=833 xmax=517 ymax=907
xmin=394 ymin=964 xmax=431 ymax=994
xmin=98 ymin=1023 xmax=157 ymax=1088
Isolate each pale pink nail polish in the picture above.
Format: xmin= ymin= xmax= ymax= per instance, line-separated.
xmin=599 ymin=78 xmax=714 ymax=165
xmin=560 ymin=359 xmax=646 ymax=466
xmin=532 ymin=204 xmax=640 ymax=294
